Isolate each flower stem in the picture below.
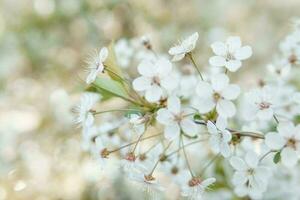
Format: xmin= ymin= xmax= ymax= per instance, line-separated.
xmin=93 ymin=109 xmax=142 ymax=115
xmin=108 ymin=133 xmax=162 ymax=153
xmin=187 ymin=53 xmax=204 ymax=81
xmin=180 ymin=134 xmax=195 ymax=177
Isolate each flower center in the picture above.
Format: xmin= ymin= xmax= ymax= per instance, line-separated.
xmin=125 ymin=152 xmax=136 ymax=162
xmin=152 ymin=76 xmax=161 ymax=85
xmin=174 ymin=112 xmax=184 ymax=122
xmin=226 ymin=52 xmax=235 ymax=61
xmin=188 ymin=177 xmax=201 ymax=187
xmin=289 ymin=54 xmax=297 ymax=64
xmin=287 ymin=138 xmax=297 ymax=149
xmin=213 ymin=92 xmax=221 ymax=102
xmin=171 ymin=166 xmax=179 ymax=175
xmin=259 ymin=102 xmax=271 ymax=110
xmin=247 ymin=168 xmax=254 ymax=175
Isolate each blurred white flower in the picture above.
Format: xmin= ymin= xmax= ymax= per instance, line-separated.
xmin=207 ymin=118 xmax=232 ymax=157
xmin=132 ymin=57 xmax=177 ymax=102
xmin=115 ymin=39 xmax=133 ymax=68
xmin=86 ymin=47 xmax=108 ymax=84
xmin=75 ymin=93 xmax=100 ymax=127
xmin=157 ymin=96 xmax=198 ymax=140
xmin=243 ymin=86 xmax=276 ymax=121
xmin=168 ymin=32 xmax=199 ymax=61
xmin=209 ymin=36 xmax=252 ymax=72
xmin=230 ymin=151 xmax=271 ymax=199
xmin=181 ymin=177 xmax=216 ymax=200
xmin=265 ymin=121 xmax=300 ymax=167
xmin=129 ymin=113 xmax=146 ymax=135
xmin=195 ymin=73 xmax=240 ymax=118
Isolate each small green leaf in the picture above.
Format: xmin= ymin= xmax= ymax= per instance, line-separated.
xmin=273 ymin=151 xmax=281 ymax=164
xmin=92 ymin=77 xmax=130 ymax=101
xmin=193 ymin=114 xmax=202 ymax=121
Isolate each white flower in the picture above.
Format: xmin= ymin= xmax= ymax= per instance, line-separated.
xmin=230 ymin=151 xmax=271 ymax=199
xmin=86 ymin=47 xmax=108 ymax=84
xmin=265 ymin=121 xmax=300 ymax=167
xmin=132 ymin=57 xmax=177 ymax=102
xmin=128 ymin=162 xmax=165 ymax=196
xmin=75 ymin=93 xmax=100 ymax=127
xmin=209 ymin=36 xmax=252 ymax=72
xmin=207 ymin=118 xmax=232 ymax=157
xmin=129 ymin=113 xmax=146 ymax=135
xmin=181 ymin=177 xmax=216 ymax=200
xmin=156 ymin=96 xmax=198 ymax=140
xmin=168 ymin=32 xmax=199 ymax=61
xmin=115 ymin=39 xmax=133 ymax=68
xmin=195 ymin=73 xmax=240 ymax=118
xmin=243 ymin=86 xmax=276 ymax=121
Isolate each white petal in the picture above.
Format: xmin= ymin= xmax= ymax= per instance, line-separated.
xmin=225 ymin=60 xmax=242 ymax=72
xmin=156 ymin=58 xmax=173 ymax=76
xmin=216 ymin=116 xmax=227 ymax=131
xmin=226 ymin=36 xmax=241 ymax=53
xmin=200 ymin=177 xmax=216 ymax=188
xmin=164 ymin=123 xmax=180 ymax=140
xmin=196 ymin=98 xmax=215 ymax=114
xmin=156 ymin=108 xmax=173 ymax=125
xmin=211 ymin=41 xmax=227 ymax=56
xmin=167 ymin=96 xmax=181 ymax=114
xmin=257 ymin=109 xmax=273 ymax=120
xmin=161 ymin=75 xmax=178 ymax=91
xmin=207 ymin=121 xmax=218 ymax=134
xmin=145 ymin=85 xmax=163 ymax=102
xmin=277 ymin=121 xmax=295 ymax=138
xmin=132 ymin=76 xmax=151 ymax=91
xmin=281 ymin=147 xmax=298 ymax=167
xmin=99 ymin=47 xmax=108 ymax=61
xmin=220 ymin=142 xmax=231 ymax=157
xmin=137 ymin=60 xmax=155 ymax=77
xmin=180 ymin=118 xmax=198 ymax=135
xmin=265 ymin=132 xmax=285 ymax=150
xmin=196 ymin=81 xmax=214 ymax=98
xmin=211 ymin=73 xmax=229 ymax=92
xmin=245 ymin=151 xmax=259 ymax=168
xmin=209 ymin=56 xmax=226 ymax=67
xmin=172 ymin=53 xmax=185 ymax=62
xmin=230 ymin=156 xmax=247 ymax=170
xmin=85 ymin=113 xmax=94 ymax=127
xmin=222 ymin=84 xmax=240 ymax=100
xmin=216 ymin=100 xmax=236 ymax=118
xmin=222 ymin=130 xmax=232 ymax=142
xmin=168 ymin=45 xmax=185 ymax=55
xmin=234 ymin=46 xmax=252 ymax=60
xmin=86 ymin=69 xmax=98 ymax=84
xmin=232 ymin=172 xmax=247 ymax=185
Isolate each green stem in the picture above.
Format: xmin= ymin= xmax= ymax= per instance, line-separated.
xmin=187 ymin=53 xmax=204 ymax=81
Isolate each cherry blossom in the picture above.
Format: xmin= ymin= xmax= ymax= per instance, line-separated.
xmin=86 ymin=47 xmax=108 ymax=84
xmin=265 ymin=121 xmax=300 ymax=167
xmin=230 ymin=151 xmax=271 ymax=199
xmin=132 ymin=57 xmax=177 ymax=102
xmin=209 ymin=36 xmax=252 ymax=72
xmin=195 ymin=73 xmax=240 ymax=118
xmin=156 ymin=96 xmax=198 ymax=140
xmin=168 ymin=32 xmax=199 ymax=61
xmin=206 ymin=118 xmax=232 ymax=157
xmin=75 ymin=93 xmax=100 ymax=127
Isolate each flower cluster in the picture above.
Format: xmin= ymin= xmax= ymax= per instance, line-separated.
xmin=76 ymin=21 xmax=300 ymax=199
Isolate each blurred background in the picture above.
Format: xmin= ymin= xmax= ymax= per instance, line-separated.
xmin=0 ymin=0 xmax=299 ymax=199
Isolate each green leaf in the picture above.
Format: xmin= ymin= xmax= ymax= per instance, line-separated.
xmin=92 ymin=77 xmax=130 ymax=101
xmin=104 ymin=41 xmax=124 ymax=82
xmin=193 ymin=114 xmax=202 ymax=121
xmin=273 ymin=151 xmax=281 ymax=164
